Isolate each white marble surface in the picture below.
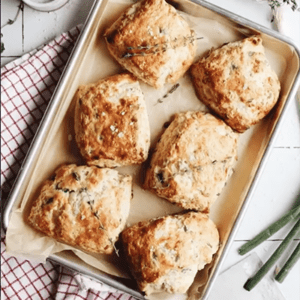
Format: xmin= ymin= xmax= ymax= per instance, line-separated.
xmin=1 ymin=0 xmax=300 ymax=299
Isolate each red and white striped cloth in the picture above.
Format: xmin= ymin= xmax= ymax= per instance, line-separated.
xmin=1 ymin=26 xmax=137 ymax=300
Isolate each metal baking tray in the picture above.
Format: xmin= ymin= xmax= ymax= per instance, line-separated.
xmin=3 ymin=0 xmax=300 ymax=299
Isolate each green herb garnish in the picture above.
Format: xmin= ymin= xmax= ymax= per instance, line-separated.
xmin=1 ymin=34 xmax=5 ymax=54
xmin=268 ymin=0 xmax=298 ymax=11
xmin=244 ymin=218 xmax=300 ymax=291
xmin=238 ymin=202 xmax=300 ymax=255
xmin=275 ymin=242 xmax=300 ymax=283
xmin=267 ymin=0 xmax=298 ymax=22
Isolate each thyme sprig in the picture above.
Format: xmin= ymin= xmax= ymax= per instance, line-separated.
xmin=121 ymin=35 xmax=203 ymax=59
xmin=156 ymin=83 xmax=180 ymax=105
xmin=1 ymin=3 xmax=24 ymax=29
xmin=1 ymin=3 xmax=24 ymax=54
xmin=81 ymin=188 xmax=120 ymax=256
xmin=265 ymin=0 xmax=299 ymax=22
xmin=268 ymin=0 xmax=298 ymax=11
xmin=1 ymin=34 xmax=5 ymax=54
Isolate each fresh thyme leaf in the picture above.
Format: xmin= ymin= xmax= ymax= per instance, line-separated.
xmin=156 ymin=83 xmax=180 ymax=105
xmin=266 ymin=0 xmax=298 ymax=22
xmin=1 ymin=33 xmax=5 ymax=53
xmin=1 ymin=3 xmax=24 ymax=29
xmin=1 ymin=42 xmax=5 ymax=54
xmin=18 ymin=3 xmax=25 ymax=11
xmin=267 ymin=0 xmax=298 ymax=12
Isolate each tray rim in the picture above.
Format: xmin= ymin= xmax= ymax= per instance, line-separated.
xmin=191 ymin=1 xmax=300 ymax=299
xmin=2 ymin=0 xmax=300 ymax=299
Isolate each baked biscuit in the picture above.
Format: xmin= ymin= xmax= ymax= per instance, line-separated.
xmin=144 ymin=111 xmax=238 ymax=212
xmin=74 ymin=73 xmax=150 ymax=168
xmin=190 ymin=35 xmax=281 ymax=132
xmin=121 ymin=211 xmax=219 ymax=295
xmin=27 ymin=164 xmax=132 ymax=254
xmin=104 ymin=0 xmax=197 ymax=89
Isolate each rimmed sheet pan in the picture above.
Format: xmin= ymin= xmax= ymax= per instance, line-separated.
xmin=3 ymin=0 xmax=300 ymax=299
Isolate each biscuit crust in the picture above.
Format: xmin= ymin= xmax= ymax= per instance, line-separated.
xmin=190 ymin=36 xmax=281 ymax=132
xmin=144 ymin=111 xmax=238 ymax=212
xmin=121 ymin=212 xmax=219 ymax=295
xmin=74 ymin=73 xmax=150 ymax=168
xmin=104 ymin=0 xmax=197 ymax=89
xmin=27 ymin=164 xmax=132 ymax=254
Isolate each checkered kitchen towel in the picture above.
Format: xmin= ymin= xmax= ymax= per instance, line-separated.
xmin=1 ymin=25 xmax=136 ymax=300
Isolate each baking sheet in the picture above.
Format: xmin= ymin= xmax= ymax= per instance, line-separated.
xmin=3 ymin=0 xmax=300 ymax=299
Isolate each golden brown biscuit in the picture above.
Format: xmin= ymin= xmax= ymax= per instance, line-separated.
xmin=121 ymin=211 xmax=219 ymax=295
xmin=190 ymin=35 xmax=281 ymax=132
xmin=27 ymin=164 xmax=132 ymax=254
xmin=104 ymin=0 xmax=197 ymax=89
xmin=74 ymin=73 xmax=150 ymax=168
xmin=144 ymin=111 xmax=238 ymax=212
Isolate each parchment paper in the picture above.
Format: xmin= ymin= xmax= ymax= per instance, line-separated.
xmin=5 ymin=0 xmax=299 ymax=297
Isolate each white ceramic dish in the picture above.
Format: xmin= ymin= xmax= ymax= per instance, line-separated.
xmin=22 ymin=0 xmax=69 ymax=12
